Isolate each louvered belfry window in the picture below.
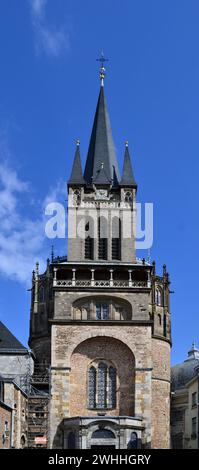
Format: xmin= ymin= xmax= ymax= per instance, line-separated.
xmin=85 ymin=221 xmax=94 ymax=259
xmin=98 ymin=217 xmax=108 ymax=259
xmin=111 ymin=217 xmax=121 ymax=260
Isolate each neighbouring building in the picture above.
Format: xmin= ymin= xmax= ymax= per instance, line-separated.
xmin=171 ymin=343 xmax=199 ymax=449
xmin=0 ymin=375 xmax=28 ymax=449
xmin=0 ymin=375 xmax=12 ymax=449
xmin=29 ymin=63 xmax=172 ymax=449
xmin=0 ymin=321 xmax=34 ymax=386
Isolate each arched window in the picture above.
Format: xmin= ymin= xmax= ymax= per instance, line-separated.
xmin=38 ymin=286 xmax=45 ymax=303
xmin=155 ymin=288 xmax=162 ymax=306
xmin=68 ymin=431 xmax=76 ymax=449
xmin=88 ymin=362 xmax=117 ymax=409
xmin=21 ymin=435 xmax=26 ymax=448
xmin=128 ymin=432 xmax=138 ymax=449
xmin=158 ymin=314 xmax=162 ymax=326
xmin=98 ymin=217 xmax=108 ymax=260
xmin=112 ymin=217 xmax=121 ymax=260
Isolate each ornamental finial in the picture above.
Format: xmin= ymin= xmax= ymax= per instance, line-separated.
xmin=76 ymin=139 xmax=80 ymax=147
xmin=96 ymin=51 xmax=108 ymax=87
xmin=125 ymin=140 xmax=129 ymax=147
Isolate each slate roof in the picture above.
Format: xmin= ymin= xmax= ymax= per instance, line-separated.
xmin=68 ymin=145 xmax=85 ymax=185
xmin=84 ymin=86 xmax=120 ymax=186
xmin=0 ymin=321 xmax=27 ymax=352
xmin=120 ymin=145 xmax=137 ymax=187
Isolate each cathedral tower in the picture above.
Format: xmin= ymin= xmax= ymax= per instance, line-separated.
xmin=29 ymin=61 xmax=171 ymax=449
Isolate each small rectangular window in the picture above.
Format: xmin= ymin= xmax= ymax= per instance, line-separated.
xmin=5 ymin=421 xmax=9 ymax=432
xmin=96 ymin=304 xmax=109 ymax=320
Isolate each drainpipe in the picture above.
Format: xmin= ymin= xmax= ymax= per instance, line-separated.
xmin=11 ymin=408 xmax=14 ymax=448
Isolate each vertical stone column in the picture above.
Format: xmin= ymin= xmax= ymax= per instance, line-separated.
xmin=49 ymin=368 xmax=70 ymax=448
xmin=135 ymin=369 xmax=152 ymax=448
xmin=72 ymin=269 xmax=76 ymax=287
xmin=53 ymin=267 xmax=57 ymax=287
xmin=109 ymin=269 xmax=113 ymax=287
xmin=128 ymin=270 xmax=132 ymax=287
xmin=91 ymin=269 xmax=95 ymax=287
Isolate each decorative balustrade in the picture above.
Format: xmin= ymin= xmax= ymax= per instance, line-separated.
xmin=54 ymin=279 xmax=149 ymax=288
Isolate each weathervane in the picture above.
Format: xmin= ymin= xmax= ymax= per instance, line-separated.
xmin=96 ymin=51 xmax=108 ymax=87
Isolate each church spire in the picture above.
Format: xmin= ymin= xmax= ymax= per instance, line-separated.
xmin=68 ymin=140 xmax=85 ymax=185
xmin=84 ymin=72 xmax=120 ymax=186
xmin=120 ymin=141 xmax=137 ymax=188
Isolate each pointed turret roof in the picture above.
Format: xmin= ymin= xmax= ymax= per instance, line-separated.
xmin=84 ymin=86 xmax=120 ymax=186
xmin=120 ymin=142 xmax=137 ymax=188
xmin=68 ymin=142 xmax=85 ymax=185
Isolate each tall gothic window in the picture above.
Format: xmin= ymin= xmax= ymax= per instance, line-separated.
xmin=96 ymin=304 xmax=109 ymax=320
xmin=112 ymin=217 xmax=121 ymax=260
xmin=85 ymin=221 xmax=94 ymax=259
xmin=88 ymin=362 xmax=117 ymax=409
xmin=98 ymin=217 xmax=108 ymax=260
xmin=155 ymin=288 xmax=162 ymax=306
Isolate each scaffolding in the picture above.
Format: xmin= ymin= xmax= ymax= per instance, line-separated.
xmin=21 ymin=364 xmax=50 ymax=448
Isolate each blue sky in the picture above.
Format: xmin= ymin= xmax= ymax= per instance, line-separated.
xmin=0 ymin=0 xmax=199 ymax=365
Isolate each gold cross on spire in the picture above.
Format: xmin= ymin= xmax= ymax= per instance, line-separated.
xmin=96 ymin=51 xmax=108 ymax=87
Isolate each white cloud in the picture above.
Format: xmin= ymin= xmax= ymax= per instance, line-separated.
xmin=0 ymin=160 xmax=66 ymax=285
xmin=29 ymin=0 xmax=70 ymax=57
xmin=30 ymin=0 xmax=47 ymax=17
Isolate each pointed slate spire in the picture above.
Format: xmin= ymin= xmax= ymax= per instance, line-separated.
xmin=120 ymin=141 xmax=137 ymax=188
xmin=84 ymin=86 xmax=120 ymax=186
xmin=68 ymin=140 xmax=85 ymax=185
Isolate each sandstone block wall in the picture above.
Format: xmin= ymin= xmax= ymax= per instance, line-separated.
xmin=151 ymin=338 xmax=171 ymax=448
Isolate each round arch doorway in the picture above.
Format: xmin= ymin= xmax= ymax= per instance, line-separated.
xmin=90 ymin=428 xmax=116 ymax=449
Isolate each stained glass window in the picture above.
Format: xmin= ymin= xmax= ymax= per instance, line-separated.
xmin=88 ymin=363 xmax=116 ymax=409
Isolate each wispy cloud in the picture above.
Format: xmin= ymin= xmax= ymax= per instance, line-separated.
xmin=0 ymin=154 xmax=65 ymax=285
xmin=29 ymin=0 xmax=70 ymax=57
